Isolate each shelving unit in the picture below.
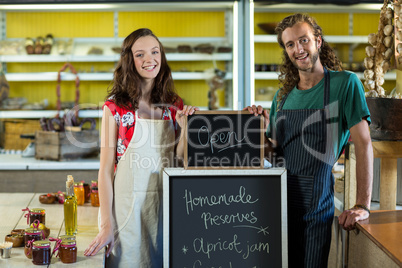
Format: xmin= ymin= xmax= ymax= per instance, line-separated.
xmin=4 ymin=71 xmax=233 ymax=82
xmin=0 ymin=2 xmax=241 ymax=120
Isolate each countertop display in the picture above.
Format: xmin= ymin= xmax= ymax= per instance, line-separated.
xmin=0 ymin=193 xmax=104 ymax=267
xmin=348 ymin=210 xmax=402 ymax=268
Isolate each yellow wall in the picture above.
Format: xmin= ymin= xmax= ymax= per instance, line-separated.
xmin=6 ymin=11 xmax=227 ymax=108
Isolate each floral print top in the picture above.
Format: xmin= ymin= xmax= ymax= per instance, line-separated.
xmin=103 ymin=97 xmax=184 ymax=166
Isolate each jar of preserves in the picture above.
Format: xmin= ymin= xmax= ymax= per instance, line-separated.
xmin=24 ymin=228 xmax=43 ymax=259
xmin=91 ymin=180 xmax=98 ymax=188
xmin=58 ymin=235 xmax=76 ymax=241
xmin=32 ymin=240 xmax=51 ymax=265
xmin=83 ymin=182 xmax=90 ymax=203
xmin=74 ymin=182 xmax=85 ymax=206
xmin=59 ymin=240 xmax=77 ymax=263
xmin=29 ymin=208 xmax=46 ymax=225
xmin=90 ymin=187 xmax=100 ymax=207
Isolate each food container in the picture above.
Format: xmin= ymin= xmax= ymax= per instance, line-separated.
xmin=39 ymin=194 xmax=56 ymax=204
xmin=29 ymin=208 xmax=46 ymax=225
xmin=74 ymin=182 xmax=85 ymax=205
xmin=90 ymin=187 xmax=100 ymax=207
xmin=32 ymin=240 xmax=51 ymax=265
xmin=24 ymin=228 xmax=44 ymax=259
xmin=59 ymin=240 xmax=77 ymax=263
xmin=11 ymin=229 xmax=25 ymax=235
xmin=83 ymin=182 xmax=90 ymax=203
xmin=0 ymin=242 xmax=13 ymax=258
xmin=58 ymin=235 xmax=76 ymax=241
xmin=5 ymin=234 xmax=24 ymax=247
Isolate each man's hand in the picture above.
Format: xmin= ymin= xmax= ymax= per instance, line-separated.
xmin=243 ymin=105 xmax=269 ymax=130
xmin=338 ymin=207 xmax=369 ymax=231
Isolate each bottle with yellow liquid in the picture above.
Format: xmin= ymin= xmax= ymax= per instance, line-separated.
xmin=64 ymin=175 xmax=77 ymax=235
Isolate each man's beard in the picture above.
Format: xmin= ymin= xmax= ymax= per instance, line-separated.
xmin=291 ymin=50 xmax=320 ymax=72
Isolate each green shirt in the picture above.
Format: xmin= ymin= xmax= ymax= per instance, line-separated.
xmin=267 ymin=70 xmax=371 ymax=158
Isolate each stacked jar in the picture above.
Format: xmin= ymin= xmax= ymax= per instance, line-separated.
xmin=90 ymin=180 xmax=99 ymax=207
xmin=29 ymin=208 xmax=46 ymax=225
xmin=59 ymin=237 xmax=77 ymax=263
xmin=32 ymin=240 xmax=51 ymax=265
xmin=83 ymin=181 xmax=91 ymax=203
xmin=24 ymin=228 xmax=43 ymax=259
xmin=74 ymin=182 xmax=85 ymax=206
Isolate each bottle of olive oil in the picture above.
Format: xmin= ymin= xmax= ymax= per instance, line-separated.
xmin=64 ymin=175 xmax=77 ymax=235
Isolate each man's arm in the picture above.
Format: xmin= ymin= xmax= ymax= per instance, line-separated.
xmin=338 ymin=119 xmax=373 ymax=230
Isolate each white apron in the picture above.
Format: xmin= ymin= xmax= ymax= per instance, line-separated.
xmin=106 ymin=110 xmax=175 ymax=268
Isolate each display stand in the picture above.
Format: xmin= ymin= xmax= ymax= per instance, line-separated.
xmin=345 ymin=141 xmax=401 ymax=210
xmin=372 ymin=141 xmax=402 ymax=210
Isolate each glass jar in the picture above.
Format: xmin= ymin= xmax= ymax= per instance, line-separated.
xmin=32 ymin=240 xmax=51 ymax=265
xmin=59 ymin=240 xmax=77 ymax=263
xmin=58 ymin=235 xmax=76 ymax=241
xmin=83 ymin=182 xmax=90 ymax=203
xmin=58 ymin=192 xmax=65 ymax=204
xmin=90 ymin=187 xmax=100 ymax=207
xmin=74 ymin=182 xmax=85 ymax=206
xmin=24 ymin=228 xmax=43 ymax=259
xmin=29 ymin=208 xmax=46 ymax=225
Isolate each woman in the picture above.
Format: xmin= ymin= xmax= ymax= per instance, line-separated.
xmin=84 ymin=28 xmax=197 ymax=267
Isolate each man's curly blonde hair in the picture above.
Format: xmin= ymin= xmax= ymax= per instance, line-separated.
xmin=275 ymin=13 xmax=343 ymax=106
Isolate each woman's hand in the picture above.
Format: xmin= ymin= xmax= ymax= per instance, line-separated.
xmin=176 ymin=105 xmax=199 ymax=128
xmin=84 ymin=223 xmax=115 ymax=258
xmin=243 ymin=105 xmax=270 ymax=130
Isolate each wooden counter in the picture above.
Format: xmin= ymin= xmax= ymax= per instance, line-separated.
xmin=348 ymin=210 xmax=402 ymax=268
xmin=0 ymin=193 xmax=104 ymax=267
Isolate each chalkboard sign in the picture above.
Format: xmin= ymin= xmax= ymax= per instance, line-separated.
xmin=163 ymin=168 xmax=288 ymax=268
xmin=184 ymin=111 xmax=264 ymax=169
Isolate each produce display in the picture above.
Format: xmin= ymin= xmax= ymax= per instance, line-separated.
xmin=365 ymin=0 xmax=402 ymax=98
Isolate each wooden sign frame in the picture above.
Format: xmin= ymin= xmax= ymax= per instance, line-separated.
xmin=163 ymin=167 xmax=288 ymax=268
xmin=183 ymin=111 xmax=264 ymax=169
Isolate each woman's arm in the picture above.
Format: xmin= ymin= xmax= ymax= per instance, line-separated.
xmin=84 ymin=106 xmax=117 ymax=257
xmin=175 ymin=105 xmax=199 ymax=161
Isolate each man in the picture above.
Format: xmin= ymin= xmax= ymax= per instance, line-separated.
xmin=246 ymin=13 xmax=373 ymax=267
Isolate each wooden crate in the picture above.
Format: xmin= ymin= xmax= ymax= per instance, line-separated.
xmin=35 ymin=130 xmax=99 ymax=161
xmin=3 ymin=119 xmax=42 ymax=150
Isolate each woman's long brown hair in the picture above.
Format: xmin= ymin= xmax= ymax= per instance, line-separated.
xmin=106 ymin=28 xmax=179 ymax=110
xmin=275 ymin=13 xmax=343 ymax=105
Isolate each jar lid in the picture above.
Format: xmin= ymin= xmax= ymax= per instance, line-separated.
xmin=25 ymin=228 xmax=43 ymax=234
xmin=58 ymin=235 xmax=76 ymax=241
xmin=61 ymin=240 xmax=76 ymax=246
xmin=30 ymin=208 xmax=45 ymax=213
xmin=74 ymin=182 xmax=84 ymax=186
xmin=33 ymin=240 xmax=51 ymax=248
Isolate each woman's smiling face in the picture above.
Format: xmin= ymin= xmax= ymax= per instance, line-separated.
xmin=131 ymin=35 xmax=161 ymax=81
